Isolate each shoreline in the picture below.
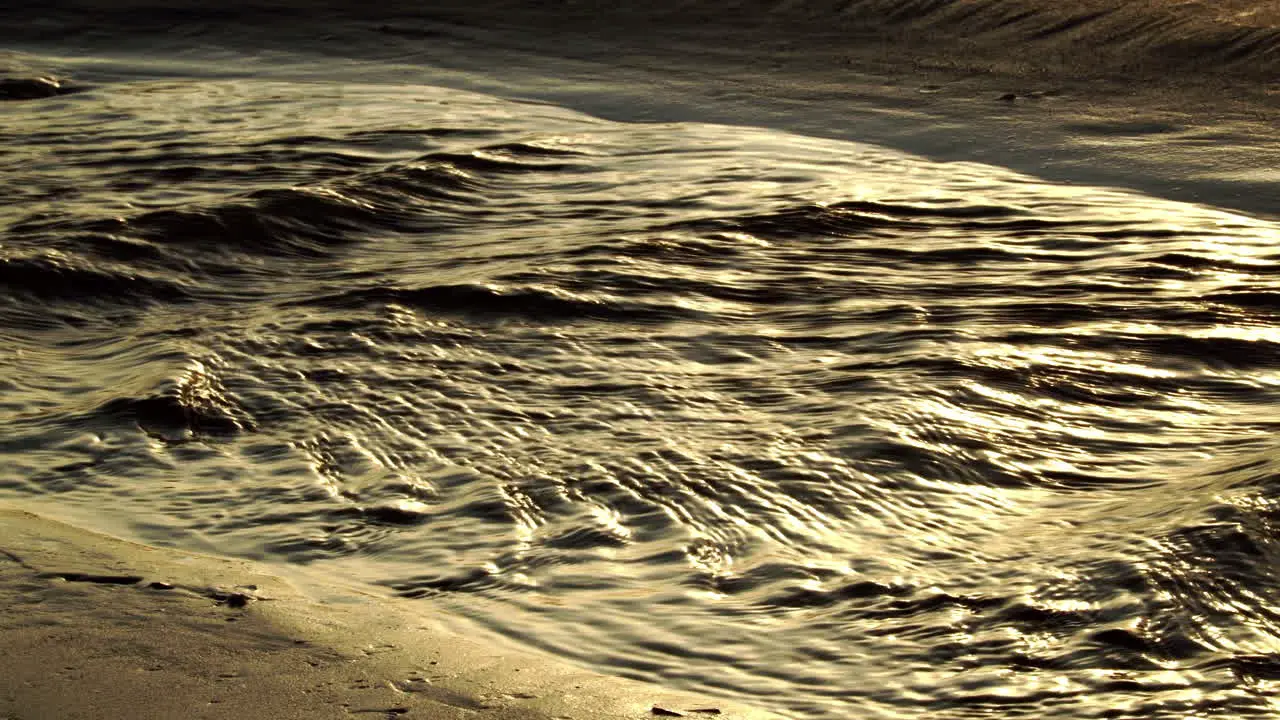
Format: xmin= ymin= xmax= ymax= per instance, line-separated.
xmin=0 ymin=504 xmax=781 ymax=720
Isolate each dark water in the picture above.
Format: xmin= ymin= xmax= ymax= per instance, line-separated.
xmin=6 ymin=8 xmax=1280 ymax=719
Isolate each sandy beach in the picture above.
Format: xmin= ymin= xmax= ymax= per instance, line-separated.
xmin=0 ymin=506 xmax=781 ymax=719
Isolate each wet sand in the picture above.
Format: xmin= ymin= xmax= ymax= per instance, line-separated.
xmin=0 ymin=506 xmax=779 ymax=720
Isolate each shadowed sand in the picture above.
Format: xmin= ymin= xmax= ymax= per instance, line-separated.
xmin=0 ymin=506 xmax=780 ymax=720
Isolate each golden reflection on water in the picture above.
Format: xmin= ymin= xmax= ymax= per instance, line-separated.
xmin=8 ymin=67 xmax=1280 ymax=720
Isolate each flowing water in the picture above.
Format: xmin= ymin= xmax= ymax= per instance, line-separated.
xmin=6 ymin=18 xmax=1280 ymax=720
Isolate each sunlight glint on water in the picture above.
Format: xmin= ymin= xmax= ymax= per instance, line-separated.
xmin=5 ymin=69 xmax=1280 ymax=719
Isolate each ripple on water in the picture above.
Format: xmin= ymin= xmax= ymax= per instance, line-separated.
xmin=4 ymin=71 xmax=1280 ymax=719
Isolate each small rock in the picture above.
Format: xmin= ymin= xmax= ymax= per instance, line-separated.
xmin=652 ymin=706 xmax=685 ymax=717
xmin=210 ymin=587 xmax=257 ymax=608
xmin=998 ymin=93 xmax=1018 ymax=102
xmin=691 ymin=710 xmax=723 ymax=715
xmin=391 ymin=678 xmax=433 ymax=693
xmin=148 ymin=581 xmax=175 ymax=590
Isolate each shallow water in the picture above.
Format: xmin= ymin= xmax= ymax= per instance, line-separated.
xmin=6 ymin=39 xmax=1280 ymax=720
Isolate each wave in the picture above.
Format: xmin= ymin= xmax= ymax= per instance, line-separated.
xmin=435 ymin=0 xmax=1280 ymax=78
xmin=6 ymin=0 xmax=1279 ymax=81
xmin=303 ymin=283 xmax=701 ymax=324
xmin=0 ymin=250 xmax=194 ymax=307
xmin=1 ymin=142 xmax=581 ymax=311
xmin=4 ymin=53 xmax=1280 ymax=719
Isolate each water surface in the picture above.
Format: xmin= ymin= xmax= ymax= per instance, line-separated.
xmin=5 ymin=46 xmax=1280 ymax=720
